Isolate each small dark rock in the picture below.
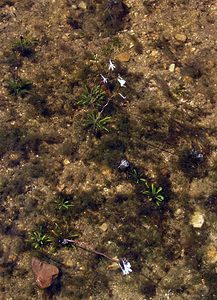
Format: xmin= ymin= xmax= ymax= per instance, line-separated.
xmin=67 ymin=16 xmax=81 ymax=29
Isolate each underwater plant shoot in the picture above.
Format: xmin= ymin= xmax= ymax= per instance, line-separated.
xmin=0 ymin=0 xmax=216 ymax=299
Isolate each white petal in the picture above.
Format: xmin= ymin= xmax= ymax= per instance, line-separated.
xmin=100 ymin=74 xmax=108 ymax=83
xmin=119 ymin=259 xmax=132 ymax=275
xmin=117 ymin=76 xmax=126 ymax=87
xmin=108 ymin=59 xmax=116 ymax=71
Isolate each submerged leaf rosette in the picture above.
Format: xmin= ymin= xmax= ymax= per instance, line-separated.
xmin=30 ymin=230 xmax=52 ymax=249
xmin=141 ymin=180 xmax=165 ymax=206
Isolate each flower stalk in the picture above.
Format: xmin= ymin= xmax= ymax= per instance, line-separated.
xmin=60 ymin=238 xmax=132 ymax=275
xmin=61 ymin=238 xmax=119 ymax=262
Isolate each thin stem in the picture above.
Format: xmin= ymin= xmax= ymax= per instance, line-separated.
xmin=63 ymin=239 xmax=119 ymax=263
xmin=95 ymin=84 xmax=117 ymax=122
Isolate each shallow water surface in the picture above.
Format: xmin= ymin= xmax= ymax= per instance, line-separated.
xmin=0 ymin=0 xmax=217 ymax=299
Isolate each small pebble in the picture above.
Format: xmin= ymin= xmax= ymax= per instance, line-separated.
xmin=190 ymin=211 xmax=204 ymax=228
xmin=175 ymin=33 xmax=187 ymax=42
xmin=100 ymin=223 xmax=108 ymax=232
xmin=78 ymin=1 xmax=87 ymax=9
xmin=169 ymin=63 xmax=176 ymax=72
xmin=205 ymin=245 xmax=217 ymax=264
xmin=64 ymin=159 xmax=70 ymax=165
xmin=114 ymin=52 xmax=131 ymax=62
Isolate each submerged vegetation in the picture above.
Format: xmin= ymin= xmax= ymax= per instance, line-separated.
xmin=6 ymin=78 xmax=32 ymax=97
xmin=12 ymin=36 xmax=37 ymax=57
xmin=55 ymin=196 xmax=73 ymax=211
xmin=29 ymin=229 xmax=52 ymax=249
xmin=86 ymin=112 xmax=112 ymax=133
xmin=141 ymin=180 xmax=165 ymax=207
xmin=77 ymin=85 xmax=106 ymax=107
xmin=0 ymin=0 xmax=216 ymax=298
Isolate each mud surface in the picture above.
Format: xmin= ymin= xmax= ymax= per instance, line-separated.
xmin=0 ymin=0 xmax=217 ymax=299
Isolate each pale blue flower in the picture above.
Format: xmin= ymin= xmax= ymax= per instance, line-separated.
xmin=118 ymin=159 xmax=130 ymax=171
xmin=60 ymin=238 xmax=70 ymax=245
xmin=100 ymin=74 xmax=108 ymax=83
xmin=119 ymin=258 xmax=132 ymax=275
xmin=117 ymin=75 xmax=126 ymax=87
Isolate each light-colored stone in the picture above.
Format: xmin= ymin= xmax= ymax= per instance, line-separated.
xmin=9 ymin=152 xmax=21 ymax=161
xmin=114 ymin=52 xmax=131 ymax=62
xmin=100 ymin=222 xmax=108 ymax=232
xmin=176 ymin=208 xmax=182 ymax=214
xmin=174 ymin=208 xmax=183 ymax=218
xmin=205 ymin=245 xmax=217 ymax=264
xmin=150 ymin=50 xmax=159 ymax=57
xmin=190 ymin=211 xmax=204 ymax=228
xmin=78 ymin=1 xmax=87 ymax=10
xmin=169 ymin=63 xmax=176 ymax=72
xmin=175 ymin=33 xmax=187 ymax=42
xmin=63 ymin=159 xmax=70 ymax=165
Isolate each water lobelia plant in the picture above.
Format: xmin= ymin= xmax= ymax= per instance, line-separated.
xmin=30 ymin=228 xmax=52 ymax=249
xmin=55 ymin=196 xmax=73 ymax=211
xmin=141 ymin=179 xmax=164 ymax=206
xmin=6 ymin=78 xmax=32 ymax=97
xmin=127 ymin=168 xmax=143 ymax=183
xmin=77 ymin=84 xmax=106 ymax=107
xmin=12 ymin=36 xmax=37 ymax=57
xmin=77 ymin=59 xmax=128 ymax=135
xmin=86 ymin=111 xmax=112 ymax=133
